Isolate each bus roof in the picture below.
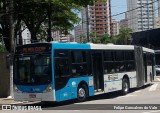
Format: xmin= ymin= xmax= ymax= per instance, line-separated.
xmin=16 ymin=42 xmax=154 ymax=53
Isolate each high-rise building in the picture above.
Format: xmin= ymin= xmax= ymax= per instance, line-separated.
xmin=74 ymin=25 xmax=84 ymax=43
xmin=81 ymin=1 xmax=111 ymax=41
xmin=127 ymin=0 xmax=155 ymax=32
xmin=111 ymin=19 xmax=119 ymax=36
xmin=119 ymin=13 xmax=128 ymax=29
xmin=119 ymin=19 xmax=128 ymax=29
xmin=52 ymin=31 xmax=70 ymax=42
xmin=158 ymin=0 xmax=160 ymax=17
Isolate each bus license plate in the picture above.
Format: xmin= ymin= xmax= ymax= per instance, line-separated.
xmin=29 ymin=94 xmax=36 ymax=98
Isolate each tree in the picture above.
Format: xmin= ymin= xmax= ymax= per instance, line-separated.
xmin=117 ymin=28 xmax=132 ymax=45
xmin=80 ymin=34 xmax=87 ymax=43
xmin=92 ymin=34 xmax=112 ymax=44
xmin=15 ymin=0 xmax=102 ymax=42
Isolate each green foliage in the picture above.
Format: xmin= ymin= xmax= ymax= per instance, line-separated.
xmin=80 ymin=34 xmax=87 ymax=43
xmin=92 ymin=34 xmax=113 ymax=44
xmin=116 ymin=28 xmax=132 ymax=45
xmin=13 ymin=0 xmax=100 ymax=41
xmin=0 ymin=44 xmax=6 ymax=52
xmin=0 ymin=0 xmax=109 ymax=52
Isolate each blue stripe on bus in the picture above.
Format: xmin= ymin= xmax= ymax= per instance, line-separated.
xmin=55 ymin=76 xmax=94 ymax=102
xmin=16 ymin=85 xmax=48 ymax=93
xmin=52 ymin=43 xmax=91 ymax=49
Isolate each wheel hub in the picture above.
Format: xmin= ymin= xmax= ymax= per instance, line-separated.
xmin=78 ymin=88 xmax=85 ymax=98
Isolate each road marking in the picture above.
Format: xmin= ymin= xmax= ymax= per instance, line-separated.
xmin=142 ymin=110 xmax=160 ymax=113
xmin=149 ymin=84 xmax=158 ymax=91
xmin=73 ymin=110 xmax=80 ymax=112
xmin=156 ymin=78 xmax=160 ymax=81
xmin=116 ymin=94 xmax=137 ymax=99
xmin=133 ymin=90 xmax=141 ymax=93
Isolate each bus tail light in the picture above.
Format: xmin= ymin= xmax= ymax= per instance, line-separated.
xmin=43 ymin=84 xmax=52 ymax=92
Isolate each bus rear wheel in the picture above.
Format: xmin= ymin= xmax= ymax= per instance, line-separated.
xmin=122 ymin=78 xmax=130 ymax=95
xmin=77 ymin=84 xmax=88 ymax=102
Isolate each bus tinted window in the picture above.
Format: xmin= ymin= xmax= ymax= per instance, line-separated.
xmin=115 ymin=51 xmax=124 ymax=61
xmin=71 ymin=51 xmax=87 ymax=76
xmin=54 ymin=50 xmax=70 ymax=78
xmin=54 ymin=58 xmax=70 ymax=78
xmin=125 ymin=51 xmax=135 ymax=71
xmin=125 ymin=51 xmax=134 ymax=61
xmin=71 ymin=51 xmax=86 ymax=63
xmin=104 ymin=51 xmax=114 ymax=61
xmin=55 ymin=50 xmax=69 ymax=58
xmin=104 ymin=62 xmax=115 ymax=74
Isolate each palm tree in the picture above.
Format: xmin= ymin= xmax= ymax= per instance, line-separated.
xmin=118 ymin=28 xmax=132 ymax=45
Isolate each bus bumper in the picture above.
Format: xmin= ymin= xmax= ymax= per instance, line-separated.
xmin=14 ymin=90 xmax=56 ymax=102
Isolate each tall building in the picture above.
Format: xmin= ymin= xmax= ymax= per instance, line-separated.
xmin=127 ymin=0 xmax=155 ymax=32
xmin=81 ymin=1 xmax=111 ymax=41
xmin=52 ymin=31 xmax=70 ymax=42
xmin=74 ymin=25 xmax=84 ymax=43
xmin=119 ymin=19 xmax=128 ymax=29
xmin=111 ymin=19 xmax=119 ymax=36
xmin=119 ymin=13 xmax=128 ymax=29
xmin=158 ymin=0 xmax=160 ymax=17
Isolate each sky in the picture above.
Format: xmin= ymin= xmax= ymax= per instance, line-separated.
xmin=111 ymin=0 xmax=127 ymax=21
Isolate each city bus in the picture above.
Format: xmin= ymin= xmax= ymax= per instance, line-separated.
xmin=13 ymin=42 xmax=155 ymax=102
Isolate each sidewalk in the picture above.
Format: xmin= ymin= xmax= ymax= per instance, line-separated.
xmin=0 ymin=98 xmax=21 ymax=105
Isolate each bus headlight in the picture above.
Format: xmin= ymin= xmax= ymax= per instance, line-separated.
xmin=43 ymin=84 xmax=52 ymax=92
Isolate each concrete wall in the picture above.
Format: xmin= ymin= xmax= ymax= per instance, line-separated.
xmin=0 ymin=53 xmax=10 ymax=98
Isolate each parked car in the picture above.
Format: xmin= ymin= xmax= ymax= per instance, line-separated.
xmin=155 ymin=65 xmax=160 ymax=75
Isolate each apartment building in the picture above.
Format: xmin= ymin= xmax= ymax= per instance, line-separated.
xmin=127 ymin=0 xmax=155 ymax=32
xmin=81 ymin=1 xmax=111 ymax=41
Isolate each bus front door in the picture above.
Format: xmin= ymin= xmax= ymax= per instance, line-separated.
xmin=92 ymin=52 xmax=104 ymax=91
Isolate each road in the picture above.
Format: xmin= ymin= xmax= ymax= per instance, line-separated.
xmin=1 ymin=77 xmax=160 ymax=113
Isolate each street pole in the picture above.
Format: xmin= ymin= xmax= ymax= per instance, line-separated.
xmin=47 ymin=1 xmax=52 ymax=42
xmin=9 ymin=0 xmax=14 ymax=98
xmin=86 ymin=6 xmax=90 ymax=42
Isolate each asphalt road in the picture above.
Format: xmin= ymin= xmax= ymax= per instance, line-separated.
xmin=1 ymin=77 xmax=160 ymax=113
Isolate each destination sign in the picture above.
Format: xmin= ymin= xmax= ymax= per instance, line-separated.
xmin=16 ymin=43 xmax=51 ymax=54
xmin=22 ymin=47 xmax=46 ymax=53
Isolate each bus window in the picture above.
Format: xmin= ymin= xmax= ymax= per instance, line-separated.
xmin=104 ymin=62 xmax=115 ymax=74
xmin=114 ymin=51 xmax=125 ymax=72
xmin=14 ymin=55 xmax=52 ymax=85
xmin=54 ymin=50 xmax=70 ymax=78
xmin=71 ymin=51 xmax=87 ymax=76
xmin=125 ymin=51 xmax=135 ymax=71
xmin=104 ymin=51 xmax=114 ymax=61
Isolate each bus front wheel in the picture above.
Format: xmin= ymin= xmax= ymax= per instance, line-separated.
xmin=77 ymin=84 xmax=88 ymax=102
xmin=122 ymin=78 xmax=130 ymax=95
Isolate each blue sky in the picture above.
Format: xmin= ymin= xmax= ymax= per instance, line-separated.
xmin=111 ymin=0 xmax=127 ymax=21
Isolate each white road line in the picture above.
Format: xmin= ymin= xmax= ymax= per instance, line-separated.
xmin=142 ymin=110 xmax=160 ymax=113
xmin=116 ymin=94 xmax=137 ymax=99
xmin=133 ymin=90 xmax=141 ymax=93
xmin=149 ymin=84 xmax=158 ymax=91
xmin=156 ymin=78 xmax=160 ymax=81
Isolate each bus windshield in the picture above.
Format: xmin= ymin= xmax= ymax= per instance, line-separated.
xmin=14 ymin=55 xmax=52 ymax=85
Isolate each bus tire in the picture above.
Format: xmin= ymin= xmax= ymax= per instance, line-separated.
xmin=122 ymin=78 xmax=130 ymax=95
xmin=77 ymin=84 xmax=88 ymax=102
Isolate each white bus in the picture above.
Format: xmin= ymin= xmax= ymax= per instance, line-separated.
xmin=13 ymin=43 xmax=155 ymax=102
